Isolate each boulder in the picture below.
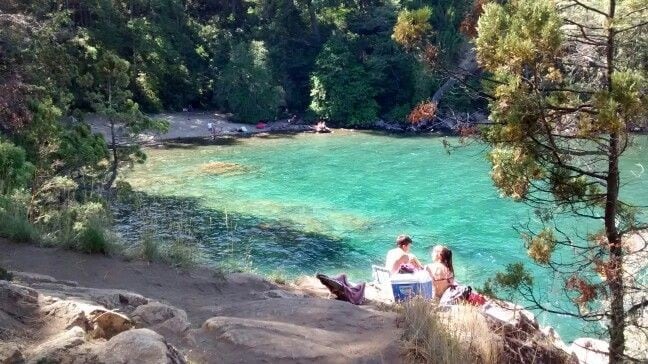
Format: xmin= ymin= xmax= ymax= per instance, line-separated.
xmin=188 ymin=298 xmax=400 ymax=363
xmin=26 ymin=326 xmax=86 ymax=364
xmin=41 ymin=299 xmax=105 ymax=332
xmin=97 ymin=328 xmax=186 ymax=364
xmin=131 ymin=302 xmax=189 ymax=336
xmin=0 ymin=281 xmax=39 ymax=318
xmin=89 ymin=310 xmax=134 ymax=339
xmin=0 ymin=342 xmax=24 ymax=364
xmin=200 ymin=316 xmax=340 ymax=361
xmin=481 ymin=300 xmax=538 ymax=331
xmin=540 ymin=326 xmax=570 ymax=353
xmin=291 ymin=276 xmax=329 ymax=298
xmin=39 ymin=297 xmax=133 ymax=339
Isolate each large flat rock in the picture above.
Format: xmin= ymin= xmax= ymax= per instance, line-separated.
xmin=189 ymin=297 xmax=400 ymax=363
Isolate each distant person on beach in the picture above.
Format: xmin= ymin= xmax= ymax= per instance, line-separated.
xmin=207 ymin=122 xmax=216 ymax=140
xmin=385 ymin=235 xmax=423 ymax=274
xmin=426 ymin=245 xmax=455 ymax=299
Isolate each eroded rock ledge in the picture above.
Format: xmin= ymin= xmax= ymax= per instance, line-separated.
xmin=0 ymin=271 xmax=401 ymax=364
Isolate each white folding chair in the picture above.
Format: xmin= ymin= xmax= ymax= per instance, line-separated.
xmin=371 ymin=265 xmax=391 ymax=285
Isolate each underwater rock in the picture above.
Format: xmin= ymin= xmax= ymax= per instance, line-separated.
xmin=199 ymin=162 xmax=248 ymax=175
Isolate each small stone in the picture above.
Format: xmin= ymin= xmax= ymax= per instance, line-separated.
xmin=131 ymin=302 xmax=189 ymax=337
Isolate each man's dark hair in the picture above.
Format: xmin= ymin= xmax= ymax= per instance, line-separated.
xmin=396 ymin=234 xmax=412 ymax=247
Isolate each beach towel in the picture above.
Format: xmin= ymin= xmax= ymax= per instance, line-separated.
xmin=316 ymin=273 xmax=366 ymax=305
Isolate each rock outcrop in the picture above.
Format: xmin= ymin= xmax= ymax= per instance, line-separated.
xmin=0 ymin=273 xmax=186 ymax=364
xmin=0 ymin=270 xmax=399 ymax=364
xmin=98 ymin=329 xmax=186 ymax=364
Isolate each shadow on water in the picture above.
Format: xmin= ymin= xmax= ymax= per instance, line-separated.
xmin=112 ymin=191 xmax=366 ymax=276
xmin=160 ymin=137 xmax=243 ymax=149
xmin=157 ymin=132 xmax=302 ymax=149
xmin=354 ymin=129 xmax=450 ymax=139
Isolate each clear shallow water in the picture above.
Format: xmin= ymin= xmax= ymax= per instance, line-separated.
xmin=120 ymin=131 xmax=648 ymax=341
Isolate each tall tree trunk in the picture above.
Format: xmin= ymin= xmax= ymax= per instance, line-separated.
xmin=606 ymin=140 xmax=625 ymax=363
xmin=106 ymin=117 xmax=118 ymax=191
xmin=106 ymin=80 xmax=117 ymax=191
xmin=604 ymin=1 xmax=624 ymax=362
xmin=305 ymin=0 xmax=320 ymax=43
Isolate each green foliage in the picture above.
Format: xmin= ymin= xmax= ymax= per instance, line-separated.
xmin=215 ymin=40 xmax=283 ymax=123
xmin=78 ymin=218 xmax=108 ymax=254
xmin=0 ymin=140 xmax=34 ymax=195
xmin=310 ymin=34 xmax=379 ymax=126
xmin=392 ymin=7 xmax=433 ymax=51
xmin=481 ymin=262 xmax=533 ymax=298
xmin=139 ymin=230 xmax=162 ymax=262
xmin=37 ymin=200 xmax=108 ymax=250
xmin=0 ymin=196 xmax=40 ymax=243
xmin=523 ymin=229 xmax=556 ymax=265
xmin=476 ymin=0 xmax=562 ymax=74
xmin=267 ymin=270 xmax=288 ymax=285
xmin=163 ymin=239 xmax=202 ymax=269
xmin=57 ymin=123 xmax=110 ymax=173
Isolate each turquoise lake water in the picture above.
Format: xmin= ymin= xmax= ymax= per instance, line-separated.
xmin=120 ymin=131 xmax=648 ymax=341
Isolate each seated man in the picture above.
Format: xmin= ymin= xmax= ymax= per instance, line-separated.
xmin=385 ymin=235 xmax=423 ymax=274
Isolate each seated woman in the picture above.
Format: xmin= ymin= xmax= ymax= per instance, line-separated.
xmin=385 ymin=235 xmax=424 ymax=274
xmin=425 ymin=245 xmax=455 ymax=299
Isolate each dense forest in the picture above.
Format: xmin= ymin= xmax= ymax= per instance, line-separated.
xmin=1 ymin=0 xmax=480 ymax=127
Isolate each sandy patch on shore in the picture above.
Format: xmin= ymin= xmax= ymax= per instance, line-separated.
xmin=86 ymin=111 xmax=314 ymax=143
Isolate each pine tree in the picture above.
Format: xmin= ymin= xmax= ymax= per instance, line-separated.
xmin=475 ymin=1 xmax=647 ymax=362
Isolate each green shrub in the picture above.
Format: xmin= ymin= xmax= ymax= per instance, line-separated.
xmin=163 ymin=240 xmax=201 ymax=269
xmin=77 ymin=219 xmax=108 ymax=254
xmin=0 ymin=140 xmax=34 ymax=195
xmin=139 ymin=231 xmax=161 ymax=262
xmin=0 ymin=198 xmax=39 ymax=243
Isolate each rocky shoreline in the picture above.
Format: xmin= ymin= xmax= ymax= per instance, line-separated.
xmin=86 ymin=112 xmax=461 ymax=147
xmin=87 ymin=111 xmax=648 ymax=147
xmin=0 ymin=239 xmax=620 ymax=364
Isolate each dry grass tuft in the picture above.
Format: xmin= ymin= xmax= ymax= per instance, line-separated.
xmin=401 ymin=297 xmax=501 ymax=364
xmin=199 ymin=162 xmax=248 ymax=175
